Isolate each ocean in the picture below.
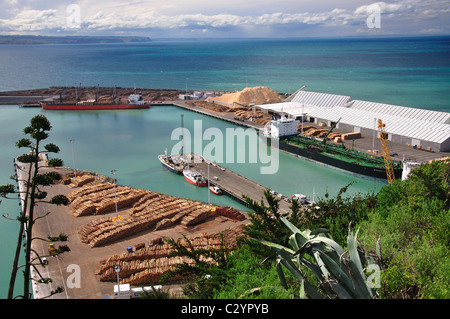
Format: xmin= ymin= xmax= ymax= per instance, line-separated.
xmin=0 ymin=36 xmax=449 ymax=298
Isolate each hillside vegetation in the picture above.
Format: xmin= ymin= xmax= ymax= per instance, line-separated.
xmin=159 ymin=159 xmax=449 ymax=299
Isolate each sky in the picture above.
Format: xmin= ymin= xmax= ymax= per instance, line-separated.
xmin=0 ymin=0 xmax=449 ymax=38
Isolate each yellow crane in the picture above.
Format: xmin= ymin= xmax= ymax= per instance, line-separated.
xmin=377 ymin=119 xmax=396 ymax=185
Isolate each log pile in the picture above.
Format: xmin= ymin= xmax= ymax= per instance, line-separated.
xmin=71 ymin=183 xmax=215 ymax=247
xmin=214 ymin=206 xmax=246 ymax=221
xmin=96 ymin=225 xmax=244 ymax=285
xmin=67 ymin=174 xmax=96 ymax=188
xmin=70 ymin=184 xmax=147 ymax=217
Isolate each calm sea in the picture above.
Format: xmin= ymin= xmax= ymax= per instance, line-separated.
xmin=0 ymin=37 xmax=449 ymax=298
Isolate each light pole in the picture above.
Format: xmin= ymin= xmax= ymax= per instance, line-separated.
xmin=114 ymin=264 xmax=122 ymax=298
xmin=111 ymin=170 xmax=118 ymax=219
xmin=207 ymin=162 xmax=210 ymax=208
xmin=70 ymin=139 xmax=76 ymax=178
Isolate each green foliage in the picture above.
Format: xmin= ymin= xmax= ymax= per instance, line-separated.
xmin=47 ymin=158 xmax=63 ymax=167
xmin=44 ymin=143 xmax=60 ymax=153
xmin=240 ymin=190 xmax=296 ymax=256
xmin=16 ymin=138 xmax=32 ymax=148
xmin=0 ymin=184 xmax=15 ymax=195
xmin=49 ymin=195 xmax=69 ymax=206
xmin=358 ymin=160 xmax=450 ymax=299
xmin=254 ymin=218 xmax=379 ymax=299
xmin=302 ymin=182 xmax=377 ymax=246
xmin=213 ymin=245 xmax=292 ymax=299
xmin=140 ymin=286 xmax=172 ymax=299
xmin=407 ymin=160 xmax=450 ymax=206
xmin=16 ymin=153 xmax=39 ymax=164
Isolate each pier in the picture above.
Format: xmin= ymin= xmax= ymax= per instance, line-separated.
xmin=188 ymin=158 xmax=293 ymax=215
xmin=171 ymin=101 xmax=266 ymax=131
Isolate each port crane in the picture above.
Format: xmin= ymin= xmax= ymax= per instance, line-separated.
xmin=377 ymin=119 xmax=396 ymax=185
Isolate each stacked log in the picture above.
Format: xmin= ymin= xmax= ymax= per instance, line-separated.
xmin=304 ymin=127 xmax=328 ymax=137
xmin=96 ymin=225 xmax=244 ymax=285
xmin=67 ymin=174 xmax=96 ymax=188
xmin=214 ymin=206 xmax=246 ymax=221
xmin=71 ymin=185 xmax=146 ymax=217
xmin=67 ymin=182 xmax=114 ymax=202
xmin=77 ymin=191 xmax=214 ymax=247
xmin=181 ymin=208 xmax=211 ymax=226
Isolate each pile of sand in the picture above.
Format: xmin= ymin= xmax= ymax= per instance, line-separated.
xmin=207 ymin=86 xmax=281 ymax=107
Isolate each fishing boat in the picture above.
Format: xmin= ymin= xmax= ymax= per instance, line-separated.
xmin=158 ymin=151 xmax=185 ymax=175
xmin=183 ymin=169 xmax=207 ymax=187
xmin=40 ymin=90 xmax=150 ymax=110
xmin=209 ymin=185 xmax=222 ymax=195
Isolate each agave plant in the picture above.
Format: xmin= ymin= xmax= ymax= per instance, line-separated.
xmin=253 ymin=217 xmax=380 ymax=299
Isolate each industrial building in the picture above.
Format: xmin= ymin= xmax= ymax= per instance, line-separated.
xmin=257 ymin=89 xmax=450 ymax=152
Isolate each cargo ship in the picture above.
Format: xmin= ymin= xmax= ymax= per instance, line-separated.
xmin=40 ymin=92 xmax=150 ymax=110
xmin=279 ymin=135 xmax=403 ymax=180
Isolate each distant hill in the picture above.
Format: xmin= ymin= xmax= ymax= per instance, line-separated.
xmin=0 ymin=35 xmax=152 ymax=44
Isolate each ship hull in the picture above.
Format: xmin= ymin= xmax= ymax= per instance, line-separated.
xmin=209 ymin=186 xmax=222 ymax=195
xmin=40 ymin=103 xmax=150 ymax=110
xmin=278 ymin=140 xmax=403 ymax=181
xmin=183 ymin=170 xmax=207 ymax=187
xmin=158 ymin=155 xmax=183 ymax=175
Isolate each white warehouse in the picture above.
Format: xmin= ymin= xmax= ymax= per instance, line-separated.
xmin=258 ymin=89 xmax=450 ymax=152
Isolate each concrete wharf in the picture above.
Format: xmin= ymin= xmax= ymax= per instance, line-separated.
xmin=170 ymin=101 xmax=266 ymax=131
xmin=188 ymin=158 xmax=292 ymax=215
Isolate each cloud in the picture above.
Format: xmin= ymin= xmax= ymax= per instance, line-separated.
xmin=0 ymin=1 xmax=448 ymax=37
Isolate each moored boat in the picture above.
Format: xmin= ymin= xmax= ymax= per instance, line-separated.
xmin=209 ymin=185 xmax=222 ymax=195
xmin=158 ymin=153 xmax=185 ymax=175
xmin=183 ymin=169 xmax=207 ymax=187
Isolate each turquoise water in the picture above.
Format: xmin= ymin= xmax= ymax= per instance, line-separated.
xmin=0 ymin=37 xmax=449 ymax=298
xmin=0 ymin=37 xmax=449 ymax=110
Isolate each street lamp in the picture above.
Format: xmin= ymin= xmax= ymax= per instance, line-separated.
xmin=114 ymin=264 xmax=122 ymax=298
xmin=70 ymin=139 xmax=76 ymax=178
xmin=111 ymin=170 xmax=118 ymax=219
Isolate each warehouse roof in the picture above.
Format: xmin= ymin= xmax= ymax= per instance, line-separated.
xmin=307 ymin=106 xmax=450 ymax=144
xmin=350 ymin=100 xmax=450 ymax=124
xmin=256 ymin=89 xmax=450 ymax=145
xmin=290 ymin=90 xmax=352 ymax=108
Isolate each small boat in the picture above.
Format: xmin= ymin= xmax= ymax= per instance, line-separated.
xmin=183 ymin=169 xmax=207 ymax=187
xmin=209 ymin=185 xmax=222 ymax=195
xmin=291 ymin=193 xmax=309 ymax=205
xmin=158 ymin=150 xmax=185 ymax=175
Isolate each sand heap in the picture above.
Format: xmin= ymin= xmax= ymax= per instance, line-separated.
xmin=207 ymin=86 xmax=281 ymax=107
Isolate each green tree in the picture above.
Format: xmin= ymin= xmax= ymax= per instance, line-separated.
xmin=0 ymin=115 xmax=69 ymax=299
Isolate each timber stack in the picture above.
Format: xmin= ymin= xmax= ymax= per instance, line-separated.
xmin=96 ymin=225 xmax=243 ymax=286
xmin=67 ymin=179 xmax=244 ymax=247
